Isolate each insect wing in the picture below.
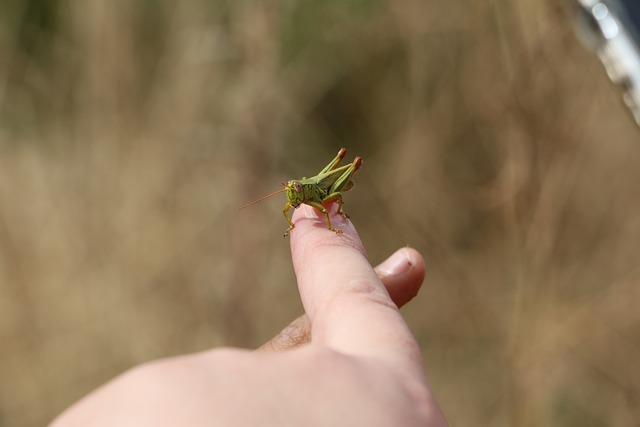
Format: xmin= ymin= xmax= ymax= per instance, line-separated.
xmin=326 ymin=156 xmax=362 ymax=193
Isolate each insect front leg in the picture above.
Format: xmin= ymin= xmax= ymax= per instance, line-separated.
xmin=283 ymin=202 xmax=295 ymax=237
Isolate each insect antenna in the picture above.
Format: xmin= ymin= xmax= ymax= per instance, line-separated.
xmin=238 ymin=187 xmax=287 ymax=210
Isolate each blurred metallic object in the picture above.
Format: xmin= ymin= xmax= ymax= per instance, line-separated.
xmin=568 ymin=0 xmax=640 ymax=126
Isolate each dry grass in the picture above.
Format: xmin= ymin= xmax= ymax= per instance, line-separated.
xmin=1 ymin=1 xmax=639 ymax=426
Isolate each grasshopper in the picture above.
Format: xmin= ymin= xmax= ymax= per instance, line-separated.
xmin=240 ymin=148 xmax=363 ymax=236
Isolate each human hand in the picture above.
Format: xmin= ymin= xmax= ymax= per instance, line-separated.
xmin=51 ymin=204 xmax=448 ymax=427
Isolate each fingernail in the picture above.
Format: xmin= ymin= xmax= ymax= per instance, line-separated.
xmin=376 ymin=248 xmax=413 ymax=277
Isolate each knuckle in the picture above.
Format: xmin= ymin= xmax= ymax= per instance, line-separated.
xmin=344 ymin=277 xmax=396 ymax=309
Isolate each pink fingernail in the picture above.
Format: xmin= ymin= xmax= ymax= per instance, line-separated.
xmin=377 ymin=249 xmax=413 ymax=277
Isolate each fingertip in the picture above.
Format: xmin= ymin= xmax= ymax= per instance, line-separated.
xmin=290 ymin=204 xmax=354 ymax=235
xmin=289 ymin=204 xmax=365 ymax=261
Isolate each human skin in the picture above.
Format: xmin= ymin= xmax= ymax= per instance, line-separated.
xmin=50 ymin=204 xmax=448 ymax=427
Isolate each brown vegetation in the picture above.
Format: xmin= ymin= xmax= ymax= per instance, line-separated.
xmin=0 ymin=1 xmax=639 ymax=426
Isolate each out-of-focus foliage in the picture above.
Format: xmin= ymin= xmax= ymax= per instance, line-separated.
xmin=1 ymin=0 xmax=639 ymax=426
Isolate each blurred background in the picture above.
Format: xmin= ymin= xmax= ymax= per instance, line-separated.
xmin=1 ymin=0 xmax=639 ymax=426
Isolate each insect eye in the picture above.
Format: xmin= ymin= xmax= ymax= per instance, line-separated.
xmin=293 ymin=182 xmax=302 ymax=192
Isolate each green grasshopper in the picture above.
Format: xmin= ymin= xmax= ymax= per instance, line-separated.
xmin=240 ymin=148 xmax=363 ymax=236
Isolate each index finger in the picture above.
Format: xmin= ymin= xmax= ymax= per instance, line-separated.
xmin=290 ymin=204 xmax=423 ymax=366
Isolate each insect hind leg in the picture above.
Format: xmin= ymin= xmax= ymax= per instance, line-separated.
xmin=318 ymin=148 xmax=347 ymax=175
